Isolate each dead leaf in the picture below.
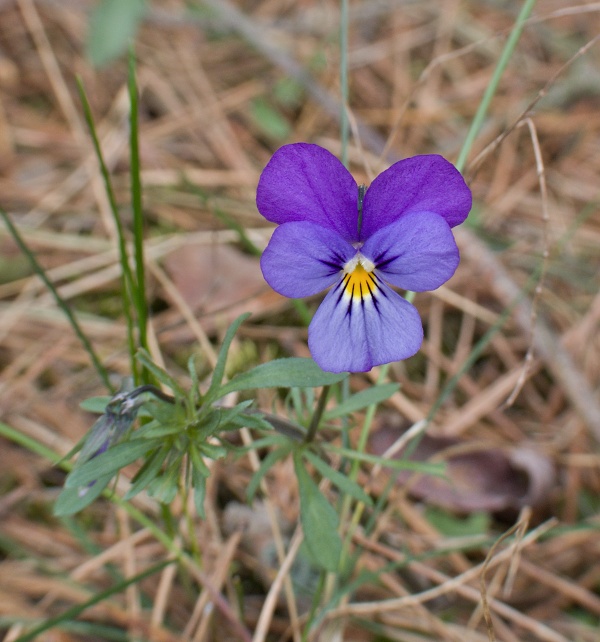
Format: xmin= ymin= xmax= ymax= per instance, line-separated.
xmin=160 ymin=241 xmax=289 ymax=338
xmin=370 ymin=421 xmax=555 ymax=514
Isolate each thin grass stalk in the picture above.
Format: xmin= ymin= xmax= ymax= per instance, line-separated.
xmin=12 ymin=560 xmax=173 ymax=642
xmin=0 ymin=210 xmax=112 ymax=390
xmin=128 ymin=50 xmax=149 ymax=361
xmin=455 ymin=0 xmax=537 ymax=172
xmin=340 ymin=0 xmax=349 ymax=168
xmin=339 ymin=364 xmax=388 ymax=539
xmin=0 ymin=420 xmax=77 ymax=462
xmin=76 ymin=78 xmax=138 ymax=381
xmin=427 ymin=263 xmax=543 ymax=423
xmin=318 ymin=366 xmax=390 ymax=617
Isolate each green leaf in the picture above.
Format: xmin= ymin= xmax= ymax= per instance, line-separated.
xmin=294 ymin=453 xmax=341 ymax=572
xmin=136 ymin=421 xmax=182 ymax=440
xmin=188 ymin=353 xmax=202 ymax=406
xmin=79 ymin=396 xmax=112 ymax=414
xmin=273 ymin=77 xmax=304 ymax=107
xmin=189 ymin=445 xmax=211 ymax=477
xmin=192 ymin=466 xmax=207 ymax=518
xmin=303 ymin=450 xmax=373 ymax=507
xmin=136 ymin=349 xmax=186 ymax=397
xmin=210 ymin=401 xmax=254 ymax=435
xmin=324 ymin=383 xmax=400 ymax=420
xmin=199 ymin=442 xmax=228 ymax=460
xmin=205 ymin=313 xmax=251 ymax=403
xmin=425 ymin=507 xmax=490 ymax=537
xmin=125 ymin=445 xmax=170 ymax=500
xmin=145 ymin=398 xmax=183 ymax=423
xmin=250 ymin=97 xmax=291 ymax=140
xmin=54 ymin=474 xmax=113 ymax=516
xmin=215 ymin=358 xmax=347 ymax=400
xmin=86 ymin=0 xmax=147 ymax=67
xmin=246 ymin=444 xmax=292 ymax=501
xmin=229 ymin=412 xmax=272 ymax=432
xmin=147 ymin=466 xmax=179 ymax=504
xmin=324 ymin=445 xmax=446 ymax=475
xmin=65 ymin=440 xmax=154 ymax=488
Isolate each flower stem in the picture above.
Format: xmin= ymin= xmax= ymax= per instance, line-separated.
xmin=304 ymin=385 xmax=331 ymax=443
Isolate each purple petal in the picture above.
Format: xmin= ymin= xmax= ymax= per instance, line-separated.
xmin=360 ymin=155 xmax=471 ymax=239
xmin=256 ymin=143 xmax=359 ymax=242
xmin=308 ymin=276 xmax=423 ymax=373
xmin=361 ymin=211 xmax=459 ymax=292
xmin=260 ymin=221 xmax=355 ymax=298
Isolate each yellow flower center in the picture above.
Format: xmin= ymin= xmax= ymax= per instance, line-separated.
xmin=342 ymin=257 xmax=377 ymax=301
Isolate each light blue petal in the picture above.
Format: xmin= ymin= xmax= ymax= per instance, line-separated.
xmin=260 ymin=221 xmax=355 ymax=298
xmin=308 ymin=276 xmax=423 ymax=373
xmin=361 ymin=211 xmax=459 ymax=292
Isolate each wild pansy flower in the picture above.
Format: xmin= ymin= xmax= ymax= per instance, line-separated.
xmin=258 ymin=143 xmax=471 ymax=373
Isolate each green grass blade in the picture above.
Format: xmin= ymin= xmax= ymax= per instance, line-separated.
xmin=340 ymin=0 xmax=349 ymax=168
xmin=0 ymin=420 xmax=67 ymax=462
xmin=205 ymin=313 xmax=251 ymax=403
xmin=426 ymin=265 xmax=541 ymax=422
xmin=76 ymin=77 xmax=138 ymax=380
xmin=0 ymin=210 xmax=112 ymax=390
xmin=128 ymin=49 xmax=148 ymax=359
xmin=455 ymin=0 xmax=537 ymax=172
xmin=13 ymin=559 xmax=172 ymax=642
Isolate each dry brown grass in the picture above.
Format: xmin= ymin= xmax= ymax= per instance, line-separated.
xmin=1 ymin=0 xmax=600 ymax=640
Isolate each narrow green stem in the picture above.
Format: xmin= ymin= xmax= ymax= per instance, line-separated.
xmin=340 ymin=0 xmax=349 ymax=167
xmin=0 ymin=211 xmax=112 ymax=391
xmin=455 ymin=0 xmax=537 ymax=173
xmin=304 ymin=385 xmax=331 ymax=443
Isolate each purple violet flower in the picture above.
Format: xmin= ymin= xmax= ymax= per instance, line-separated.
xmin=257 ymin=143 xmax=472 ymax=373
